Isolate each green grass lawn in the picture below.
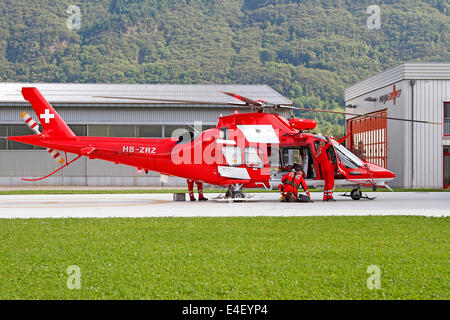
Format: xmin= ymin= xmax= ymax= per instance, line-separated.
xmin=0 ymin=217 xmax=448 ymax=300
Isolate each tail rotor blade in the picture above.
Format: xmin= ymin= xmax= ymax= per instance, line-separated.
xmin=21 ymin=111 xmax=65 ymax=165
xmin=21 ymin=111 xmax=41 ymax=135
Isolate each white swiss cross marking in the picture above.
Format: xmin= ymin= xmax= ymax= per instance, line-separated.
xmin=40 ymin=109 xmax=55 ymax=124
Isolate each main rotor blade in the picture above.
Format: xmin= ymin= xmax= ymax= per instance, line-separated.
xmin=93 ymin=95 xmax=246 ymax=106
xmin=285 ymin=106 xmax=442 ymax=125
xmin=222 ymin=92 xmax=263 ymax=107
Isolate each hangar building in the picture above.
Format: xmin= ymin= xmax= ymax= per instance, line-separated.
xmin=0 ymin=84 xmax=292 ymax=187
xmin=345 ymin=62 xmax=450 ymax=189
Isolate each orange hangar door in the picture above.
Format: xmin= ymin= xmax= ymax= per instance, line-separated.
xmin=347 ymin=110 xmax=388 ymax=168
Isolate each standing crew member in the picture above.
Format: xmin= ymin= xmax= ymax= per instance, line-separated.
xmin=315 ymin=137 xmax=336 ymax=202
xmin=187 ymin=180 xmax=208 ymax=201
xmin=278 ymin=165 xmax=311 ymax=202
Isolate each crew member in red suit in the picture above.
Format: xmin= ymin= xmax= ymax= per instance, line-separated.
xmin=187 ymin=180 xmax=208 ymax=201
xmin=278 ymin=165 xmax=311 ymax=202
xmin=315 ymin=137 xmax=336 ymax=202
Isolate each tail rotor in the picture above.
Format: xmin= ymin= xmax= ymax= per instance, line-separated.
xmin=21 ymin=111 xmax=65 ymax=165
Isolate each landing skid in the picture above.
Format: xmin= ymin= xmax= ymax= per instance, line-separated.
xmin=213 ymin=183 xmax=255 ymax=202
xmin=340 ymin=190 xmax=376 ymax=200
xmin=213 ymin=194 xmax=254 ymax=203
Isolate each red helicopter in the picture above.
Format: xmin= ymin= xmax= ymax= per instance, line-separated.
xmin=6 ymin=87 xmax=437 ymax=200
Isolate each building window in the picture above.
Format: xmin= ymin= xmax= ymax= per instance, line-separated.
xmin=444 ymin=147 xmax=450 ymax=189
xmin=109 ymin=125 xmax=136 ymax=138
xmin=444 ymin=102 xmax=450 ymax=136
xmin=68 ymin=125 xmax=87 ymax=136
xmin=164 ymin=125 xmax=189 ymax=138
xmin=0 ymin=125 xmax=45 ymax=150
xmin=88 ymin=125 xmax=109 ymax=137
xmin=0 ymin=125 xmax=6 ymax=150
xmin=138 ymin=126 xmax=163 ymax=138
xmin=8 ymin=125 xmax=34 ymax=150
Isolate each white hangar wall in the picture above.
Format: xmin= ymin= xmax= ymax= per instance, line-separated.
xmin=345 ymin=63 xmax=450 ymax=188
xmin=0 ymin=83 xmax=292 ymax=187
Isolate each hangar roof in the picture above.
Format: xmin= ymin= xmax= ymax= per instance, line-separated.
xmin=345 ymin=62 xmax=450 ymax=101
xmin=0 ymin=83 xmax=292 ymax=107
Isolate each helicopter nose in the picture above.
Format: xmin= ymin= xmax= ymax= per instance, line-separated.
xmin=384 ymin=168 xmax=396 ymax=179
xmin=365 ymin=163 xmax=396 ymax=179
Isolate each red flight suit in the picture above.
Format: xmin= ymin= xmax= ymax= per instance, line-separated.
xmin=279 ymin=171 xmax=310 ymax=202
xmin=187 ymin=180 xmax=207 ymax=201
xmin=315 ymin=142 xmax=335 ymax=201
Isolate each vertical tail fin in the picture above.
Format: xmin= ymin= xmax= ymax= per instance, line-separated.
xmin=22 ymin=87 xmax=75 ymax=138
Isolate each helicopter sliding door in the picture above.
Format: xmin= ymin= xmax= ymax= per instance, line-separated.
xmin=218 ymin=145 xmax=250 ymax=180
xmin=221 ymin=145 xmax=242 ymax=167
xmin=218 ymin=144 xmax=269 ymax=181
xmin=244 ymin=146 xmax=265 ymax=169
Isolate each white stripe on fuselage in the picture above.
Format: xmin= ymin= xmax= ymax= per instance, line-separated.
xmin=218 ymin=166 xmax=251 ymax=180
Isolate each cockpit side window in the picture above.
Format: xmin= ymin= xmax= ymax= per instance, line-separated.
xmin=334 ymin=143 xmax=364 ymax=168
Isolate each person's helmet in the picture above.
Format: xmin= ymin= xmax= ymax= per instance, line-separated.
xmin=294 ymin=165 xmax=305 ymax=178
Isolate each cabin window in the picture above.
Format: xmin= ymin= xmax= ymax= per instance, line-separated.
xmin=245 ymin=147 xmax=264 ymax=168
xmin=220 ymin=127 xmax=229 ymax=140
xmin=334 ymin=143 xmax=364 ymax=169
xmin=222 ymin=146 xmax=242 ymax=167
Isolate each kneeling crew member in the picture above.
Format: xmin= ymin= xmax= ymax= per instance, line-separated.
xmin=278 ymin=165 xmax=311 ymax=202
xmin=316 ymin=137 xmax=336 ymax=202
xmin=187 ymin=180 xmax=208 ymax=201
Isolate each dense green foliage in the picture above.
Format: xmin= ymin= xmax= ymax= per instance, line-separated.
xmin=0 ymin=0 xmax=449 ymax=135
xmin=0 ymin=217 xmax=448 ymax=299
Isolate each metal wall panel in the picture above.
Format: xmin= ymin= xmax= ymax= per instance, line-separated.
xmin=346 ymin=63 xmax=450 ymax=101
xmin=0 ymin=106 xmax=291 ymax=126
xmin=403 ymin=64 xmax=450 ymax=80
xmin=345 ymin=64 xmax=404 ymax=101
xmin=413 ymin=80 xmax=449 ymax=188
xmin=346 ymin=80 xmax=409 ymax=187
xmin=0 ymin=83 xmax=292 ymax=187
xmin=0 ymin=107 xmax=231 ymax=125
xmin=346 ymin=77 xmax=450 ymax=188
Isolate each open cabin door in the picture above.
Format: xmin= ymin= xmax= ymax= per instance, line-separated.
xmin=267 ymin=144 xmax=316 ymax=189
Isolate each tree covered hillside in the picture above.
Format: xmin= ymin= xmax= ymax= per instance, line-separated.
xmin=0 ymin=0 xmax=449 ymax=135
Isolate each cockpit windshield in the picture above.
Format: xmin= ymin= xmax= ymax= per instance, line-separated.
xmin=333 ymin=143 xmax=364 ymax=169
